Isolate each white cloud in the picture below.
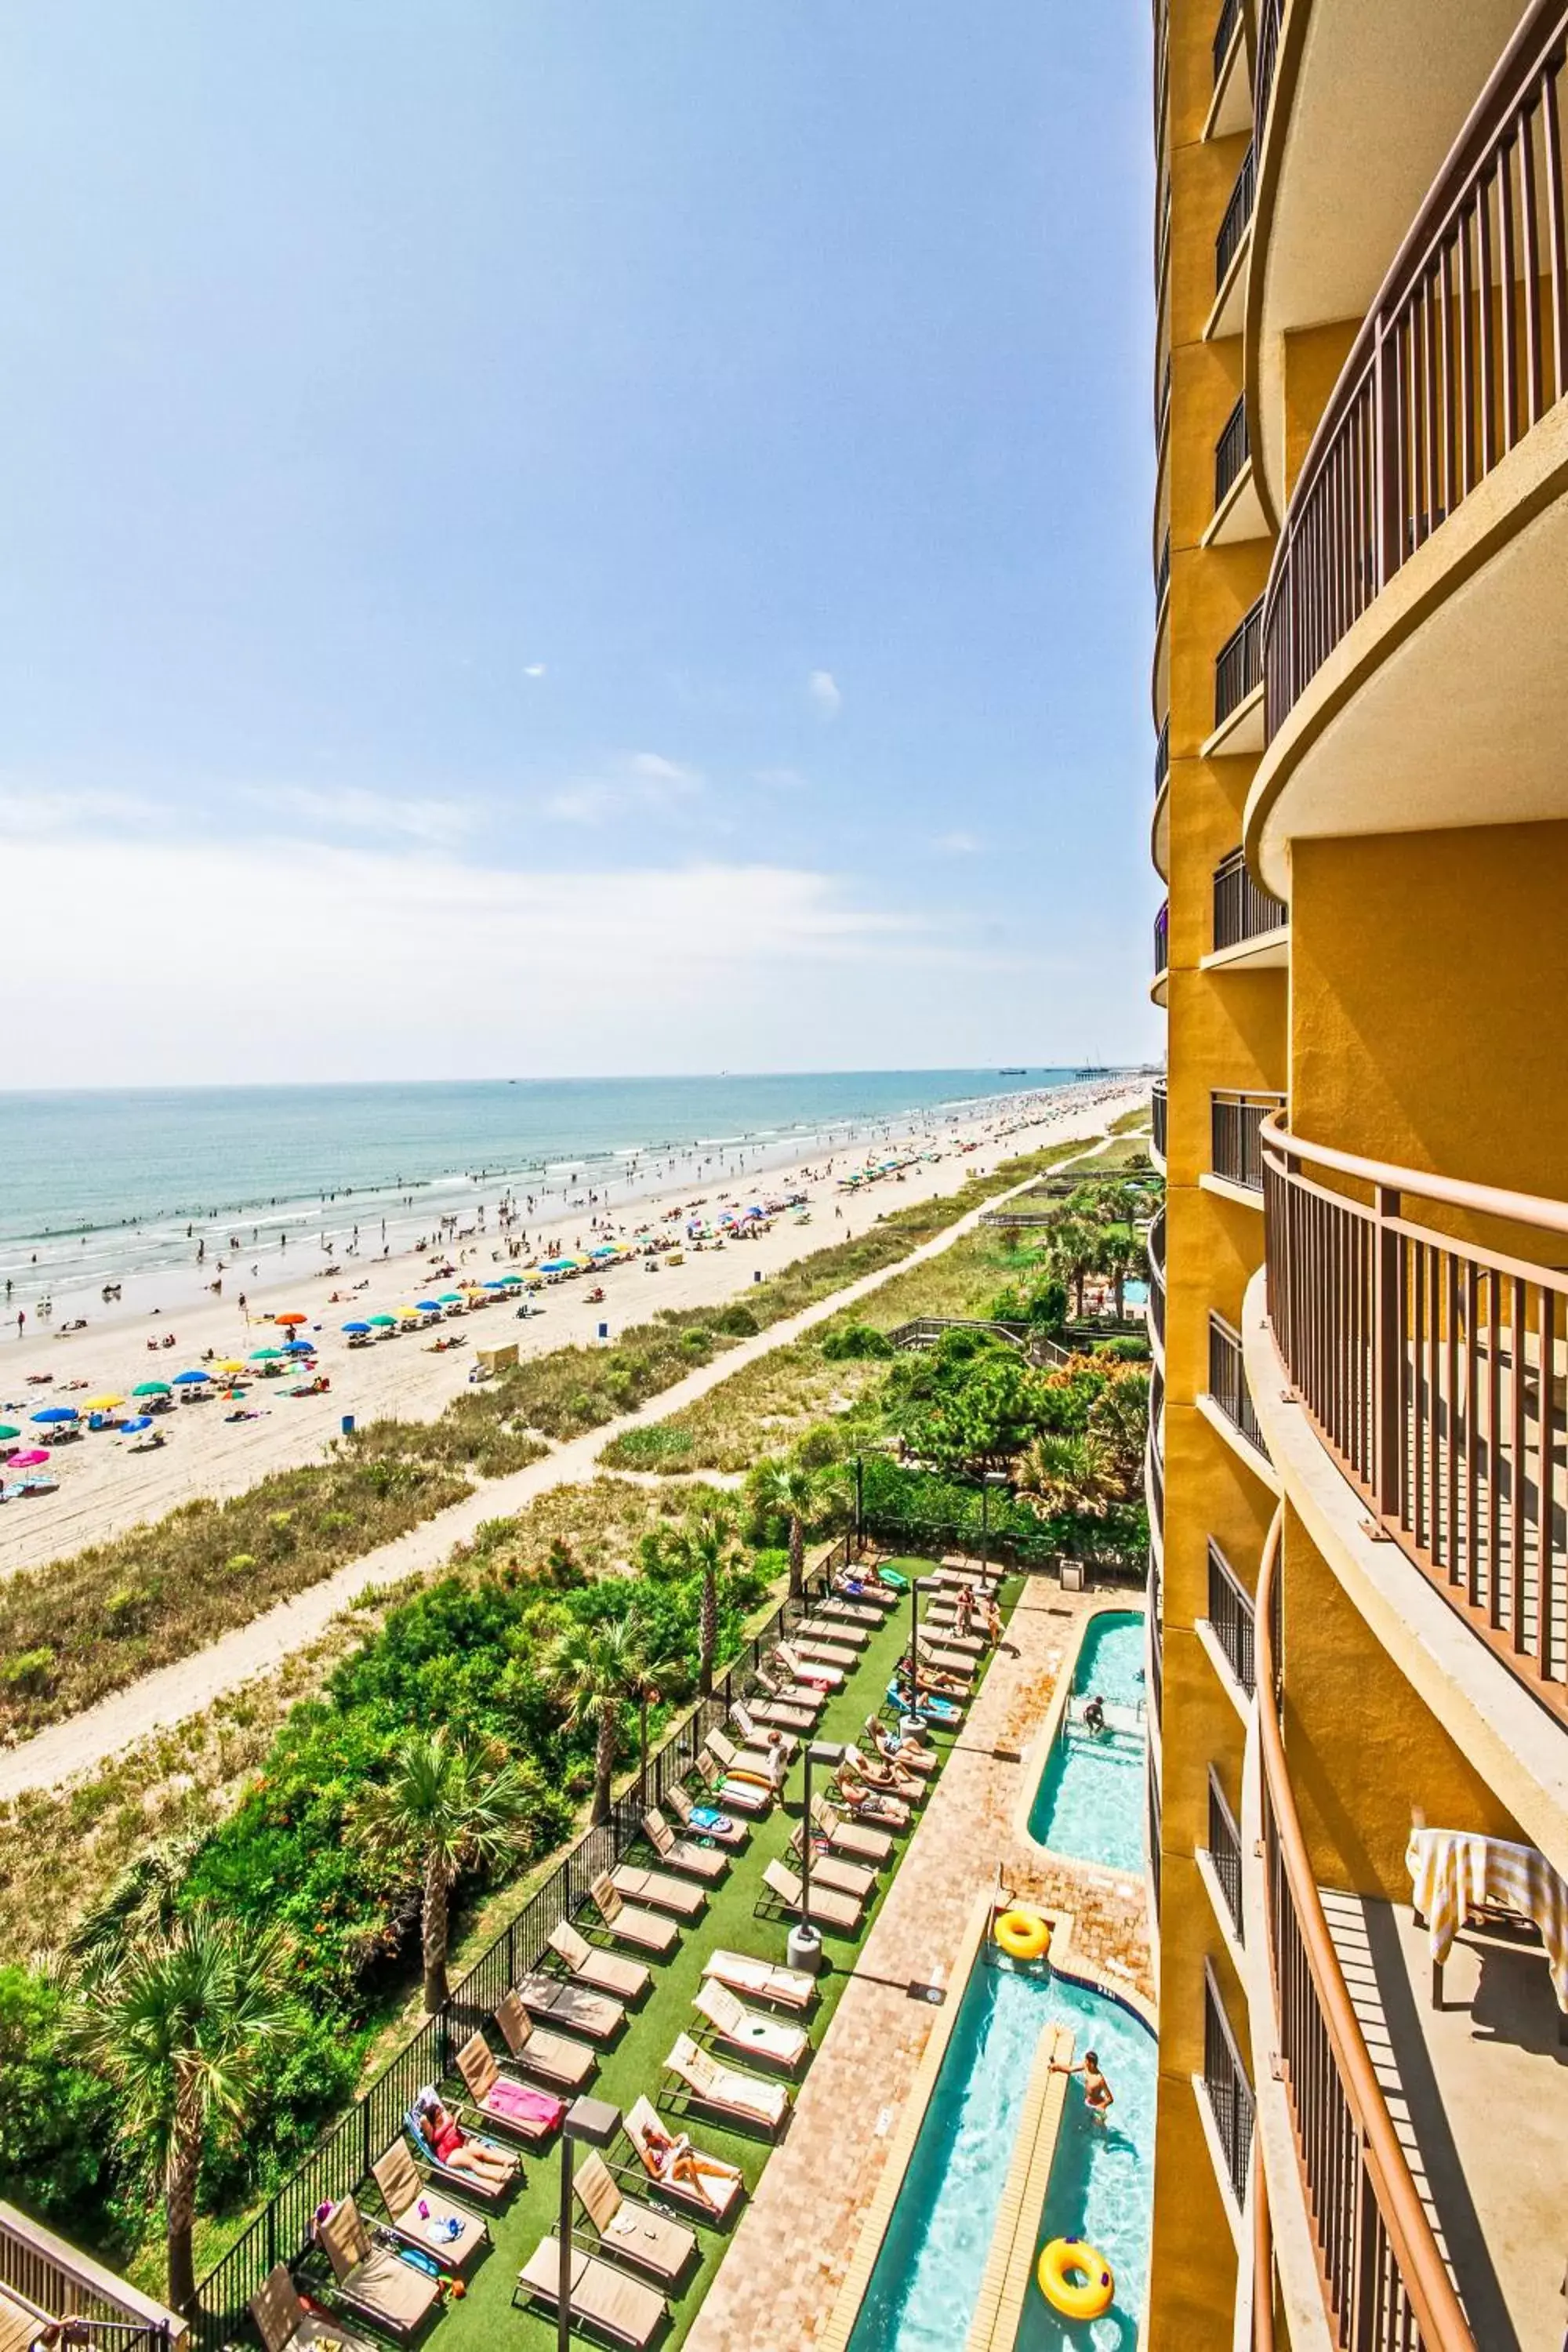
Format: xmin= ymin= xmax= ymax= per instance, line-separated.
xmin=935 ymin=829 xmax=982 ymax=855
xmin=0 ymin=786 xmax=163 ymax=837
xmin=807 ymin=670 xmax=842 ymax=720
xmin=523 ymin=663 xmax=546 ymax=679
xmin=244 ymin=784 xmax=473 ymax=846
xmin=543 ymin=751 xmax=702 ymax=826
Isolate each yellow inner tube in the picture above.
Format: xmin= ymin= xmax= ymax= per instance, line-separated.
xmin=1037 ymin=2237 xmax=1114 ymax=2321
xmin=993 ymin=1907 xmax=1051 ymax=1963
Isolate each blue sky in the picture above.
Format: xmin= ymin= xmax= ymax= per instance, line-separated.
xmin=0 ymin=3 xmax=1156 ymax=1084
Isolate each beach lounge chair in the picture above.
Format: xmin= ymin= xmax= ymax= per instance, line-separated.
xmin=641 ymin=1807 xmax=728 ymax=1882
xmin=798 ymin=1613 xmax=868 ymax=1651
xmin=746 ymin=1671 xmax=822 ymax=1733
xmin=863 ymin=1715 xmax=938 ymax=1775
xmin=790 ymin=1632 xmax=860 ymax=1670
xmin=709 ymin=1727 xmax=782 ymax=1788
xmin=666 ymin=1780 xmax=748 ymax=1848
xmin=622 ymin=2095 xmax=745 ymax=2223
xmin=836 ymin=1572 xmax=898 ymax=1610
xmin=924 ymin=1613 xmax=985 ymax=1654
xmin=695 ymin=1744 xmax=772 ymax=1815
xmin=915 ymin=1636 xmax=975 ymax=1683
xmin=514 ymin=2239 xmax=665 ymax=2349
xmin=664 ymin=2033 xmax=790 ymax=2136
xmin=402 ymin=2102 xmax=515 ymax=2203
xmin=571 ymin=2147 xmax=697 ymax=2285
xmin=250 ymin=2264 xmax=382 ymax=2352
xmin=754 ymin=1661 xmax=827 ymax=1712
xmin=846 ymin=1740 xmax=928 ymax=1805
xmin=835 ymin=1772 xmax=913 ymax=1829
xmin=512 ymin=1967 xmax=625 ymax=2042
xmin=452 ymin=2032 xmax=566 ymax=2143
xmin=789 ymin=1824 xmax=877 ymax=1900
xmin=315 ymin=2196 xmax=441 ymax=2338
xmin=371 ymin=2140 xmax=488 ymax=2271
xmin=702 ymin=1947 xmax=817 ymax=2013
xmin=762 ymin=1857 xmax=864 ymax=1934
xmin=729 ymin=1701 xmax=798 ymax=1759
xmin=610 ymin=1860 xmax=707 ymax=1919
xmin=771 ymin=1639 xmax=844 ymax=1692
xmin=812 ymin=1791 xmax=895 ymax=1863
xmin=493 ymin=1990 xmax=597 ymax=2091
xmin=890 ymin=1679 xmax=963 ymax=1726
xmin=590 ymin=1872 xmax=681 ymax=1955
xmin=819 ymin=1595 xmax=882 ymax=1627
xmin=549 ymin=1918 xmax=651 ymax=2003
xmin=693 ymin=1978 xmax=809 ymax=2071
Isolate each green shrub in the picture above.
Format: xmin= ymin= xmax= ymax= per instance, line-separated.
xmin=0 ymin=1647 xmax=54 ymax=1693
xmin=0 ymin=1965 xmax=119 ymax=2232
xmin=713 ymin=1303 xmax=759 ymax=1337
xmin=599 ymin=1425 xmax=697 ymax=1470
xmin=820 ymin=1322 xmax=893 ymax=1361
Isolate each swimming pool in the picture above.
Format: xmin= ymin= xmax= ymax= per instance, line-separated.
xmin=1026 ymin=1610 xmax=1146 ymax=1874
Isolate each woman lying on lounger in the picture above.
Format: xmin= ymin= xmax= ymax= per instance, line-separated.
xmin=898 ymin=1652 xmax=967 ymax=1700
xmin=637 ymin=2114 xmax=744 ymax=2213
xmin=841 ymin=1743 xmax=920 ymax=1802
xmin=864 ymin=1713 xmax=933 ymax=1773
xmin=416 ymin=2092 xmax=517 ymax=2190
xmin=834 ymin=1762 xmax=909 ymax=1825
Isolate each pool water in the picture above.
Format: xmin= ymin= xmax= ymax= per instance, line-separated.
xmin=1027 ymin=1611 xmax=1147 ymax=1873
xmin=1121 ymin=1279 xmax=1151 ymax=1307
xmin=847 ymin=1956 xmax=1155 ymax=2352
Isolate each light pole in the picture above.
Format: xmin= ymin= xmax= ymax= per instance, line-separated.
xmin=557 ymin=2096 xmax=622 ymax=2350
xmin=787 ymin=1738 xmax=844 ymax=1976
xmin=902 ymin=1574 xmax=941 ymax=1740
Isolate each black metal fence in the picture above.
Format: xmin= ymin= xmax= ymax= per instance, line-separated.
xmin=1214 ymin=394 xmax=1249 ymax=509
xmin=1211 ymin=1090 xmax=1286 ymax=1192
xmin=1207 ymin=1539 xmax=1257 ymax=1697
xmin=1208 ymin=1312 xmax=1265 ymax=1457
xmin=1213 ymin=0 xmax=1241 ymax=79
xmin=1216 ymin=143 xmax=1255 ymax=288
xmin=1154 ymin=715 xmax=1170 ymax=800
xmin=1151 ymin=1078 xmax=1167 ymax=1162
xmin=1211 ymin=846 xmax=1285 ymax=951
xmin=1206 ymin=1768 xmax=1245 ymax=1946
xmin=1214 ymin=596 xmax=1263 ymax=727
xmin=1203 ymin=1961 xmax=1254 ymax=2209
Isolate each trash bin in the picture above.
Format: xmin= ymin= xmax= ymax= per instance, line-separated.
xmin=597 ymin=1322 xmax=608 ymax=1341
xmin=341 ymin=1414 xmax=355 ymax=1438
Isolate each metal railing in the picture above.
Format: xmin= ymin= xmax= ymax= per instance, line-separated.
xmin=1205 ymin=1766 xmax=1245 ymax=1943
xmin=1214 ymin=0 xmax=1243 ymax=84
xmin=0 ymin=2209 xmax=181 ymax=2352
xmin=1254 ymin=0 xmax=1283 ymax=158
xmin=1149 ymin=1558 xmax=1164 ymax=1728
xmin=1202 ymin=1961 xmax=1254 ymax=2209
xmin=1263 ymin=1112 xmax=1568 ymax=1715
xmin=1157 ymin=349 xmax=1172 ymax=445
xmin=1209 ymin=1311 xmax=1265 ymax=1456
xmin=1154 ymin=713 xmax=1171 ymax=798
xmin=1215 ymin=595 xmax=1264 ymax=726
xmin=1217 ymin=143 xmax=1256 ymax=288
xmin=885 ymin=1316 xmax=1027 ymax=1353
xmin=1216 ymin=393 xmax=1250 ymax=507
xmin=1212 ymin=1089 xmax=1287 ymax=1191
xmin=1153 ymin=900 xmax=1170 ymax=978
xmin=1155 ymin=526 xmax=1171 ymax=611
xmin=1258 ymin=1515 xmax=1475 ymax=2348
xmin=1156 ymin=177 xmax=1173 ymax=293
xmin=1263 ymin=2 xmax=1568 ymax=740
xmin=1213 ymin=845 xmax=1286 ymax=950
xmin=1149 ymin=1207 xmax=1167 ymax=1352
xmin=1207 ymin=1537 xmax=1258 ymax=1694
xmin=1151 ymin=1077 xmax=1168 ymax=1161
xmin=1147 ymin=1739 xmax=1163 ymax=1909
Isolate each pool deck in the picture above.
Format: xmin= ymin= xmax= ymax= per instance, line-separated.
xmin=683 ymin=1570 xmax=1153 ymax=2352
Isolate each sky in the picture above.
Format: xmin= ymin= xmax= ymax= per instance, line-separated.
xmin=0 ymin=2 xmax=1157 ymax=1086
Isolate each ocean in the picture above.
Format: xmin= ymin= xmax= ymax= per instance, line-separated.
xmin=0 ymin=1069 xmax=1095 ymax=1319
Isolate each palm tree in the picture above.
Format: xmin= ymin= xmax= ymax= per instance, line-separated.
xmin=73 ymin=1907 xmax=299 ymax=2315
xmin=67 ymin=1830 xmax=202 ymax=1969
xmin=624 ymin=1613 xmax=683 ymax=1805
xmin=752 ymin=1459 xmax=818 ymax=1599
xmin=1016 ymin=1431 xmax=1116 ymax=1523
xmin=1044 ymin=1215 xmax=1098 ymax=1321
xmin=359 ymin=1729 xmax=538 ymax=2012
xmin=543 ymin=1614 xmax=644 ymax=1827
xmin=674 ymin=1505 xmax=738 ymax=1697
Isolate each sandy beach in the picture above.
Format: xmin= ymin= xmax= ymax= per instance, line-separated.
xmin=0 ymin=1079 xmax=1143 ymax=1579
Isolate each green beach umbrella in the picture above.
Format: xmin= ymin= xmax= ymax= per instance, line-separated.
xmin=0 ymin=1425 xmax=19 ymax=1442
xmin=367 ymin=1312 xmax=397 ymax=1327
xmin=249 ymin=1348 xmax=285 ymax=1362
xmin=132 ymin=1379 xmax=171 ymax=1397
xmin=437 ymin=1292 xmax=463 ymax=1304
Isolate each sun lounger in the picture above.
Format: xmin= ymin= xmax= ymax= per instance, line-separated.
xmin=315 ymin=2196 xmax=441 ymax=2338
xmin=514 ymin=2238 xmax=666 ymax=2349
xmin=772 ymin=1640 xmax=844 ymax=1692
xmin=371 ymin=2140 xmax=488 ymax=2270
xmin=891 ymin=1679 xmax=964 ymax=1724
xmin=798 ymin=1613 xmax=868 ymax=1651
xmin=916 ymin=1637 xmax=975 ymax=1684
xmin=834 ymin=1776 xmax=913 ymax=1828
xmin=512 ymin=1969 xmax=625 ymax=2042
xmin=641 ymin=1807 xmax=728 ymax=1882
xmin=819 ymin=1595 xmax=882 ymax=1627
xmin=729 ymin=1701 xmax=798 ymax=1759
xmin=622 ymin=2094 xmax=745 ymax=2223
xmin=590 ymin=1871 xmax=681 ymax=1955
xmin=862 ymin=1718 xmax=938 ymax=1774
xmin=667 ymin=1781 xmax=748 ymax=1847
xmin=790 ymin=1632 xmax=860 ymax=1670
xmin=250 ymin=2264 xmax=382 ymax=2352
xmin=611 ymin=1861 xmax=706 ymax=1919
xmin=812 ymin=1791 xmax=895 ymax=1863
xmin=696 ymin=1747 xmax=771 ymax=1815
xmin=702 ymin=1947 xmax=817 ymax=2013
xmin=402 ymin=2101 xmax=514 ymax=2201
xmin=665 ymin=2033 xmax=790 ymax=2136
xmin=453 ymin=2032 xmax=567 ymax=2143
xmin=743 ymin=1682 xmax=819 ymax=1736
xmin=549 ymin=1918 xmax=651 ymax=2003
xmin=924 ymin=1616 xmax=985 ymax=1654
xmin=494 ymin=1990 xmax=597 ymax=2090
xmin=835 ymin=1573 xmax=898 ymax=1609
xmin=709 ymin=1727 xmax=786 ymax=1788
xmin=693 ymin=1978 xmax=809 ymax=2071
xmin=789 ymin=1825 xmax=877 ymax=1900
xmin=762 ymin=1857 xmax=864 ymax=1934
xmin=572 ymin=2147 xmax=697 ymax=2285
xmin=754 ymin=1662 xmax=826 ymax=1716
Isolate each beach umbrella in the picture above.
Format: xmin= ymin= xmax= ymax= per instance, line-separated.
xmin=483 ymin=1279 xmax=509 ymax=1290
xmin=82 ymin=1394 xmax=125 ymax=1411
xmin=368 ymin=1313 xmax=397 ymax=1328
xmin=498 ymin=1272 xmax=524 ymax=1286
xmin=0 ymin=1425 xmax=20 ymax=1443
xmin=343 ymin=1320 xmax=372 ymax=1334
xmin=276 ymin=1312 xmax=307 ymax=1328
xmin=538 ymin=1258 xmax=574 ymax=1273
xmin=249 ymin=1348 xmax=285 ymax=1362
xmin=437 ymin=1292 xmax=463 ymax=1305
xmin=32 ymin=1405 xmax=78 ymax=1425
xmin=283 ymin=1339 xmax=315 ymax=1354
xmin=589 ymin=1246 xmax=619 ymax=1261
xmin=121 ymin=1414 xmax=153 ymax=1434
xmin=9 ymin=1449 xmax=51 ymax=1468
xmin=132 ymin=1379 xmax=171 ymax=1397
xmin=396 ymin=1305 xmax=422 ymax=1319
xmin=213 ymin=1359 xmax=245 ymax=1374
xmin=415 ymin=1300 xmax=443 ymax=1313
xmin=174 ymin=1370 xmax=211 ymax=1386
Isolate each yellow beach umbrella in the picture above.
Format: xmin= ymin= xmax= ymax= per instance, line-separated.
xmin=83 ymin=1393 xmax=124 ymax=1411
xmin=213 ymin=1359 xmax=245 ymax=1374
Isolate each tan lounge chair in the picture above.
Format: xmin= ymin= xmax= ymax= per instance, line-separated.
xmin=702 ymin=1947 xmax=817 ymax=2013
xmin=729 ymin=1701 xmax=798 ymax=1759
xmin=709 ymin=1727 xmax=786 ymax=1788
xmin=550 ymin=1917 xmax=651 ymax=2003
xmin=696 ymin=1745 xmax=771 ymax=1815
xmin=572 ymin=2147 xmax=697 ymax=2285
xmin=789 ymin=1824 xmax=877 ymax=1900
xmin=790 ymin=1632 xmax=860 ymax=1670
xmin=667 ymin=1780 xmax=750 ymax=1847
xmin=833 ymin=1573 xmax=898 ymax=1610
xmin=590 ymin=1871 xmax=681 ymax=1955
xmin=771 ymin=1640 xmax=844 ymax=1692
xmin=833 ymin=1771 xmax=912 ymax=1829
xmin=250 ymin=2264 xmax=381 ymax=2352
xmin=665 ymin=2032 xmax=790 ymax=2136
xmin=641 ymin=1807 xmax=728 ymax=1882
xmin=693 ymin=1978 xmax=808 ymax=2071
xmin=494 ymin=1989 xmax=597 ymax=2090
xmin=764 ymin=1857 xmax=864 ymax=1933
xmin=512 ymin=1967 xmax=625 ymax=2041
xmin=916 ymin=1636 xmax=975 ymax=1683
xmin=371 ymin=2140 xmax=488 ymax=2271
xmin=819 ymin=1595 xmax=881 ymax=1627
xmin=742 ymin=1674 xmax=819 ymax=1734
xmin=862 ymin=1716 xmax=938 ymax=1775
xmin=812 ymin=1790 xmax=895 ymax=1863
xmin=515 ymin=2238 xmax=665 ymax=2348
xmin=924 ymin=1614 xmax=985 ymax=1654
xmin=316 ymin=2196 xmax=441 ymax=2338
xmin=611 ymin=1860 xmax=706 ymax=1919
xmin=797 ymin=1613 xmax=867 ymax=1651
xmin=754 ymin=1661 xmax=827 ymax=1715
xmin=622 ymin=2094 xmax=745 ymax=2223
xmin=453 ymin=2031 xmax=567 ymax=2143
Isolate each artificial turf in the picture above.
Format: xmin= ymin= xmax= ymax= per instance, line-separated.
xmin=344 ymin=1563 xmax=1014 ymax=2352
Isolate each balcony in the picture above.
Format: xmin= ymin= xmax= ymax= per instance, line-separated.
xmin=1214 ymin=597 xmax=1263 ymax=734
xmin=1207 ymin=394 xmax=1268 ymax=544
xmin=1207 ymin=0 xmax=1251 ymax=142
xmin=1152 ymin=899 xmax=1169 ymax=1005
xmin=1154 ymin=525 xmax=1171 ymax=615
xmin=1151 ymin=1076 xmax=1168 ymax=1168
xmin=1207 ymin=1310 xmax=1273 ymax=1476
xmin=1147 ymin=1738 xmax=1163 ymax=1911
xmin=1205 ymin=1537 xmax=1258 ymax=1698
xmin=1203 ymin=1765 xmax=1245 ymax=1946
xmin=1156 ymin=176 xmax=1172 ymax=296
xmin=1210 ymin=1088 xmax=1287 ymax=1198
xmin=1156 ymin=349 xmax=1171 ymax=449
xmin=1149 ymin=1203 xmax=1167 ymax=1358
xmin=1210 ymin=144 xmax=1255 ymax=337
xmin=1153 ymin=714 xmax=1170 ymax=800
xmin=1207 ymin=846 xmax=1287 ymax=970
xmin=1149 ymin=1556 xmax=1164 ymax=1732
xmin=0 ymin=2205 xmax=183 ymax=2352
xmin=1199 ymin=1959 xmax=1254 ymax=2222
xmin=1213 ymin=0 xmax=1241 ymax=85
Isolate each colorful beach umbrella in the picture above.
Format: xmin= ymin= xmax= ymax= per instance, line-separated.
xmin=437 ymin=1292 xmax=463 ymax=1304
xmin=132 ymin=1379 xmax=170 ymax=1397
xmin=283 ymin=1339 xmax=315 ymax=1353
xmin=82 ymin=1394 xmax=124 ymax=1411
xmin=483 ymin=1279 xmax=508 ymax=1290
xmin=173 ymin=1370 xmax=211 ymax=1385
xmin=498 ymin=1272 xmax=524 ymax=1286
xmin=214 ymin=1359 xmax=245 ymax=1374
xmin=538 ymin=1258 xmax=574 ymax=1273
xmin=9 ymin=1448 xmax=51 ymax=1468
xmin=367 ymin=1313 xmax=397 ymax=1328
xmin=0 ymin=1425 xmax=20 ymax=1442
xmin=276 ymin=1312 xmax=307 ymax=1327
xmin=32 ymin=1405 xmax=78 ymax=1424
xmin=249 ymin=1348 xmax=285 ymax=1362
xmin=122 ymin=1416 xmax=152 ymax=1434
xmin=343 ymin=1321 xmax=372 ymax=1334
xmin=415 ymin=1300 xmax=443 ymax=1313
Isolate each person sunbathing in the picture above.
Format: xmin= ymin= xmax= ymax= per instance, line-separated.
xmin=863 ymin=1713 xmax=933 ymax=1772
xmin=842 ymin=1742 xmax=919 ymax=1800
xmin=416 ymin=2093 xmax=517 ymax=2190
xmin=635 ymin=2114 xmax=742 ymax=2212
xmin=835 ymin=1764 xmax=909 ymax=1825
xmin=900 ymin=1653 xmax=967 ymax=1699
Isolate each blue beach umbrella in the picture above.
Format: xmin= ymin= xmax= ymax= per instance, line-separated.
xmin=173 ymin=1370 xmax=211 ymax=1385
xmin=343 ymin=1320 xmax=372 ymax=1334
xmin=122 ymin=1415 xmax=153 ymax=1435
xmin=415 ymin=1301 xmax=443 ymax=1314
xmin=538 ymin=1258 xmax=574 ymax=1273
xmin=31 ymin=1405 xmax=78 ymax=1424
xmin=283 ymin=1339 xmax=315 ymax=1354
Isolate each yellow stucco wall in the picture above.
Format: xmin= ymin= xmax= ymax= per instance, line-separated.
xmin=1282 ymin=320 xmax=1360 ymax=498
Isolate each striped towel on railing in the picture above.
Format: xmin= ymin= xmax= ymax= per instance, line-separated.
xmin=1406 ymin=1827 xmax=1568 ymax=2009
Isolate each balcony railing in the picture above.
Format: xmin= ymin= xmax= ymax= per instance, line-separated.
xmin=1205 ymin=1766 xmax=1245 ymax=1942
xmin=1254 ymin=0 xmax=1283 ymax=158
xmin=1147 ymin=1739 xmax=1163 ymax=1908
xmin=1262 ymin=1112 xmax=1568 ymax=1715
xmin=1155 ymin=526 xmax=1171 ymax=611
xmin=1215 ymin=393 xmax=1250 ymax=508
xmin=1216 ymin=143 xmax=1256 ymax=288
xmin=0 ymin=2207 xmax=182 ymax=2352
xmin=1257 ymin=1516 xmax=1475 ymax=2350
xmin=1157 ymin=349 xmax=1172 ymax=445
xmin=1212 ymin=1088 xmax=1287 ymax=1191
xmin=1154 ymin=713 xmax=1171 ymax=798
xmin=1156 ymin=174 xmax=1172 ymax=292
xmin=1202 ymin=1961 xmax=1254 ymax=2209
xmin=1210 ymin=1310 xmax=1265 ymax=1455
xmin=1149 ymin=1205 xmax=1167 ymax=1351
xmin=1207 ymin=1537 xmax=1258 ymax=1695
xmin=1213 ymin=0 xmax=1243 ymax=84
xmin=1215 ymin=597 xmax=1263 ymax=727
xmin=1262 ymin=2 xmax=1568 ymax=742
xmin=1213 ymin=844 xmax=1286 ymax=950
xmin=1153 ymin=899 xmax=1169 ymax=978
xmin=1151 ymin=1076 xmax=1168 ymax=1161
xmin=1150 ymin=1559 xmax=1164 ymax=1728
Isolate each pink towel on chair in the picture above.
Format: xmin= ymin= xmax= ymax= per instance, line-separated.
xmin=485 ymin=2077 xmax=564 ymax=2129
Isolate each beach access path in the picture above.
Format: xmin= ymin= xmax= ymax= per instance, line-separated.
xmin=0 ymin=1089 xmax=1143 ymax=1802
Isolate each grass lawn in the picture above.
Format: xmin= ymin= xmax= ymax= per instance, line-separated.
xmin=313 ymin=1568 xmax=1011 ymax=2351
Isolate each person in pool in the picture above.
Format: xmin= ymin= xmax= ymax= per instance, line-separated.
xmin=1083 ymin=1693 xmax=1108 ymax=1735
xmin=1051 ymin=2050 xmax=1114 ymax=2121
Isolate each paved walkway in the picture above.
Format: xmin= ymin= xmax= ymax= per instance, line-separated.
xmin=0 ymin=1112 xmax=1136 ymax=1801
xmin=684 ymin=1577 xmax=1153 ymax=2352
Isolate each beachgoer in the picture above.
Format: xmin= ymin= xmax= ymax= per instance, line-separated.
xmin=1051 ymin=2050 xmax=1113 ymax=2121
xmin=762 ymin=1728 xmax=789 ymax=1790
xmin=954 ymin=1584 xmax=976 ymax=1638
xmin=982 ymin=1594 xmax=1004 ymax=1647
xmin=1083 ymin=1693 xmax=1107 ymax=1736
xmin=635 ymin=2114 xmax=742 ymax=2213
xmin=416 ymin=2092 xmax=516 ymax=2187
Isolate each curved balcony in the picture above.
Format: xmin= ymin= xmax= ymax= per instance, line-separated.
xmin=1152 ymin=899 xmax=1169 ymax=1007
xmin=1210 ymin=143 xmax=1256 ymax=339
xmin=1208 ymin=596 xmax=1265 ymax=755
xmin=1149 ymin=1203 xmax=1167 ymax=1363
xmin=1205 ymin=846 xmax=1287 ymax=971
xmin=1207 ymin=0 xmax=1250 ymax=143
xmin=1209 ymin=1087 xmax=1287 ymax=1201
xmin=1248 ymin=5 xmax=1568 ymax=890
xmin=1150 ymin=1076 xmax=1168 ymax=1171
